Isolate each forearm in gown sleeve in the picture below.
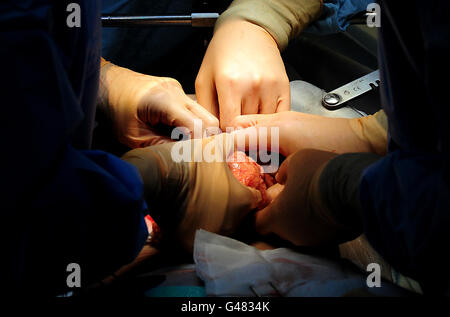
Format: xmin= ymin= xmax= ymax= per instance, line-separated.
xmin=320 ymin=109 xmax=450 ymax=293
xmin=3 ymin=26 xmax=147 ymax=295
xmin=215 ymin=0 xmax=323 ymax=50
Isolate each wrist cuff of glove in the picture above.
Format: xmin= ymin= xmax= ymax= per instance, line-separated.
xmin=215 ymin=0 xmax=323 ymax=51
xmin=122 ymin=146 xmax=191 ymax=232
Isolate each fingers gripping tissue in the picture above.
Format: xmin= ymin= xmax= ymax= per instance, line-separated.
xmin=227 ymin=151 xmax=275 ymax=209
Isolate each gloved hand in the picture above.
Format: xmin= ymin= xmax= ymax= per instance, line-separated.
xmin=121 ymin=133 xmax=262 ymax=251
xmin=195 ymin=20 xmax=290 ymax=130
xmin=254 ymin=149 xmax=345 ymax=246
xmin=230 ymin=111 xmax=388 ymax=246
xmin=232 ymin=111 xmax=375 ymax=157
xmin=99 ymin=59 xmax=219 ymax=148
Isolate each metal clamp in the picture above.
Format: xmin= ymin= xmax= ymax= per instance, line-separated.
xmin=322 ymin=70 xmax=380 ymax=110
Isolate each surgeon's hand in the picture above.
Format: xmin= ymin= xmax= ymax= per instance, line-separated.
xmin=195 ymin=20 xmax=290 ymax=130
xmin=122 ymin=133 xmax=262 ymax=252
xmin=254 ymin=149 xmax=346 ymax=246
xmin=232 ymin=111 xmax=373 ymax=157
xmin=99 ymin=59 xmax=219 ymax=148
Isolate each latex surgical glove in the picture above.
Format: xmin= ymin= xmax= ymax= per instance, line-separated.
xmin=195 ymin=20 xmax=290 ymax=130
xmin=254 ymin=149 xmax=347 ymax=246
xmin=232 ymin=111 xmax=376 ymax=158
xmin=99 ymin=59 xmax=219 ymax=148
xmin=121 ymin=133 xmax=262 ymax=252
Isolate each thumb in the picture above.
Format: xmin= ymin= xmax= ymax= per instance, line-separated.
xmin=246 ymin=186 xmax=263 ymax=210
xmin=275 ymin=154 xmax=292 ymax=184
xmin=165 ymin=105 xmax=204 ymax=136
xmin=254 ymin=203 xmax=276 ymax=236
xmin=186 ymin=100 xmax=221 ymax=134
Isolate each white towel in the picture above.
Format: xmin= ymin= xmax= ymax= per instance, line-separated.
xmin=194 ymin=230 xmax=410 ymax=297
